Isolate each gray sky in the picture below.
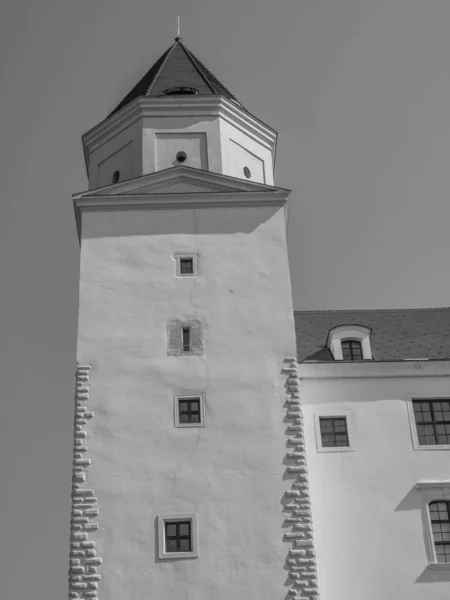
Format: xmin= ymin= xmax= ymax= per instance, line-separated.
xmin=1 ymin=1 xmax=450 ymax=598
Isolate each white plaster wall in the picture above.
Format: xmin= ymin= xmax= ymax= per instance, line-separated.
xmin=301 ymin=373 xmax=450 ymax=600
xmin=88 ymin=120 xmax=143 ymax=189
xmin=219 ymin=119 xmax=274 ymax=185
xmin=142 ymin=116 xmax=221 ymax=175
xmin=76 ymin=204 xmax=297 ymax=600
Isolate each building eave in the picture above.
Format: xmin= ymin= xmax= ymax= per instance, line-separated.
xmin=298 ymin=359 xmax=450 ymax=380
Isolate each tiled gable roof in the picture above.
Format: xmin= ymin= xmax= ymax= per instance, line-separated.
xmin=294 ymin=308 xmax=450 ymax=362
xmin=110 ymin=39 xmax=244 ymax=117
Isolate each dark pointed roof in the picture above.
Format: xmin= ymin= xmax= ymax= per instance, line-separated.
xmin=110 ymin=38 xmax=244 ymax=116
xmin=294 ymin=307 xmax=450 ymax=362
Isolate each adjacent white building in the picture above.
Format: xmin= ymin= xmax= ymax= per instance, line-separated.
xmin=68 ymin=38 xmax=450 ymax=600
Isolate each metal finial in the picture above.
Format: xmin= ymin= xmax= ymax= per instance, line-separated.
xmin=177 ymin=16 xmax=180 ymax=39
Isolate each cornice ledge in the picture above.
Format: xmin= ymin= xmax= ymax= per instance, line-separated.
xmin=74 ymin=189 xmax=289 ymax=212
xmin=416 ymin=480 xmax=450 ymax=491
xmin=298 ymin=359 xmax=450 ymax=379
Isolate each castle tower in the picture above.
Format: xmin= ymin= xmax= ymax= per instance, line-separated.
xmin=69 ymin=39 xmax=318 ymax=600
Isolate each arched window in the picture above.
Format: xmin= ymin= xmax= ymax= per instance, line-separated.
xmin=429 ymin=501 xmax=450 ymax=563
xmin=341 ymin=339 xmax=363 ymax=361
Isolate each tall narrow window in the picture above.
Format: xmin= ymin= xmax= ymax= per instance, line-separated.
xmin=319 ymin=417 xmax=349 ymax=447
xmin=182 ymin=327 xmax=191 ymax=352
xmin=429 ymin=501 xmax=450 ymax=563
xmin=341 ymin=340 xmax=363 ymax=361
xmin=165 ymin=521 xmax=192 ymax=553
xmin=413 ymin=399 xmax=450 ymax=446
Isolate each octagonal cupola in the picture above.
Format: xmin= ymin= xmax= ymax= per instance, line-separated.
xmin=82 ymin=38 xmax=277 ymax=190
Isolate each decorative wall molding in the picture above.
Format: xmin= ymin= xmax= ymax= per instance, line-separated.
xmin=68 ymin=365 xmax=102 ymax=600
xmin=282 ymin=357 xmax=320 ymax=600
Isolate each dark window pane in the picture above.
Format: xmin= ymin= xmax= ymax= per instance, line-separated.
xmin=320 ymin=419 xmax=333 ymax=433
xmin=190 ymin=413 xmax=200 ymax=423
xmin=179 ymin=401 xmax=189 ymax=412
xmin=179 ymin=522 xmax=190 ymax=536
xmin=179 ymin=413 xmax=189 ymax=423
xmin=335 ymin=434 xmax=349 ymax=447
xmin=165 ymin=538 xmax=177 ymax=552
xmin=321 ymin=435 xmax=335 ymax=446
xmin=179 ymin=538 xmax=191 ymax=552
xmin=165 ymin=523 xmax=177 ymax=537
xmin=190 ymin=400 xmax=199 ymax=412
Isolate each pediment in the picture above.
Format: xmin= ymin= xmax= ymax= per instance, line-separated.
xmin=75 ymin=166 xmax=284 ymax=199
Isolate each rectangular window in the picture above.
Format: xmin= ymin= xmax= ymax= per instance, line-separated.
xmin=158 ymin=513 xmax=198 ymax=560
xmin=429 ymin=501 xmax=450 ymax=563
xmin=341 ymin=340 xmax=363 ymax=361
xmin=179 ymin=398 xmax=201 ymax=424
xmin=180 ymin=258 xmax=194 ymax=274
xmin=319 ymin=417 xmax=349 ymax=447
xmin=165 ymin=520 xmax=192 ymax=553
xmin=182 ymin=327 xmax=191 ymax=352
xmin=174 ymin=394 xmax=205 ymax=428
xmin=413 ymin=399 xmax=450 ymax=446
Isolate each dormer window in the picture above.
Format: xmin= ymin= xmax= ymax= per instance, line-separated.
xmin=341 ymin=340 xmax=363 ymax=361
xmin=161 ymin=86 xmax=199 ymax=96
xmin=327 ymin=325 xmax=372 ymax=361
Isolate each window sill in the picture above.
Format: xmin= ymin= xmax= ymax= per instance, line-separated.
xmin=428 ymin=563 xmax=450 ymax=570
xmin=413 ymin=444 xmax=450 ymax=452
xmin=317 ymin=446 xmax=355 ymax=453
xmin=160 ymin=550 xmax=198 ymax=560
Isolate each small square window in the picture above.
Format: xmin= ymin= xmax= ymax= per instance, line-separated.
xmin=180 ymin=258 xmax=194 ymax=274
xmin=314 ymin=412 xmax=354 ymax=453
xmin=319 ymin=417 xmax=349 ymax=447
xmin=174 ymin=394 xmax=205 ymax=428
xmin=164 ymin=520 xmax=192 ymax=553
xmin=174 ymin=254 xmax=198 ymax=277
xmin=158 ymin=513 xmax=198 ymax=560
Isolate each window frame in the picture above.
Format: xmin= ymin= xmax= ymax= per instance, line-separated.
xmin=341 ymin=339 xmax=363 ymax=361
xmin=174 ymin=394 xmax=205 ymax=428
xmin=407 ymin=397 xmax=450 ymax=451
xmin=157 ymin=513 xmax=199 ymax=560
xmin=416 ymin=481 xmax=450 ymax=569
xmin=173 ymin=253 xmax=199 ymax=277
xmin=314 ymin=410 xmax=354 ymax=453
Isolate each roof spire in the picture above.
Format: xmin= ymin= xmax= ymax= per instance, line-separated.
xmin=176 ymin=16 xmax=180 ymax=41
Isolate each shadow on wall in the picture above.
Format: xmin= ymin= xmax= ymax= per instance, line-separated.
xmin=394 ymin=485 xmax=422 ymax=512
xmin=81 ymin=204 xmax=282 ymax=239
xmin=396 ymin=486 xmax=450 ymax=583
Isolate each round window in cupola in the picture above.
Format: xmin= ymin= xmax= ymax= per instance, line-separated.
xmin=176 ymin=151 xmax=187 ymax=163
xmin=112 ymin=170 xmax=120 ymax=184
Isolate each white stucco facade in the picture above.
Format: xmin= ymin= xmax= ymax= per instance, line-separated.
xmin=300 ymin=360 xmax=450 ymax=600
xmin=71 ymin=166 xmax=306 ymax=600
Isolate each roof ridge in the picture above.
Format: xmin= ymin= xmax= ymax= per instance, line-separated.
xmin=178 ymin=41 xmax=216 ymax=95
xmin=146 ymin=40 xmax=177 ymax=96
